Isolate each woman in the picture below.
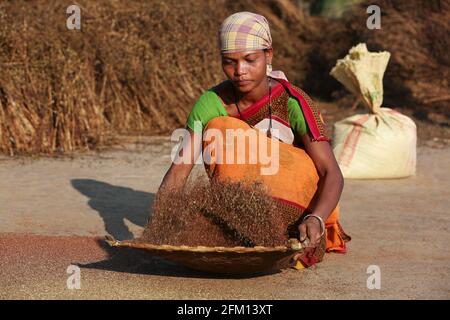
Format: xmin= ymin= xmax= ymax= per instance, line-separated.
xmin=158 ymin=12 xmax=350 ymax=268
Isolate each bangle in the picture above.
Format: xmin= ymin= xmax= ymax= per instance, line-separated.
xmin=302 ymin=214 xmax=325 ymax=238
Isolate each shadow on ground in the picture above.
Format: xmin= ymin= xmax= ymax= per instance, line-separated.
xmin=71 ymin=179 xmax=155 ymax=240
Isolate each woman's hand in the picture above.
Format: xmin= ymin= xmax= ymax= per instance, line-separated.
xmin=292 ymin=216 xmax=324 ymax=265
xmin=157 ymin=128 xmax=200 ymax=193
xmin=298 ymin=216 xmax=323 ymax=248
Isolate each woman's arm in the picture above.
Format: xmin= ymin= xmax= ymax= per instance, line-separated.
xmin=298 ymin=134 xmax=344 ymax=246
xmin=158 ymin=128 xmax=202 ymax=193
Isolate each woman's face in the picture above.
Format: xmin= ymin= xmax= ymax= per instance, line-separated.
xmin=221 ymin=49 xmax=272 ymax=93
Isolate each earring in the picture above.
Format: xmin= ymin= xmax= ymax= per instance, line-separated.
xmin=266 ymin=63 xmax=272 ymax=76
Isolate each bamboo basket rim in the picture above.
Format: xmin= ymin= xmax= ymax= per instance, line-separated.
xmin=105 ymin=235 xmax=303 ymax=254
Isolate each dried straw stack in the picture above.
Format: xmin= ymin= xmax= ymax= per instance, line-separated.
xmin=1 ymin=0 xmax=447 ymax=155
xmin=0 ymin=0 xmax=322 ymax=155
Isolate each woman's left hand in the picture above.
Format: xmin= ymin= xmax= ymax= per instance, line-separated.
xmin=298 ymin=217 xmax=322 ymax=248
xmin=292 ymin=217 xmax=323 ymax=264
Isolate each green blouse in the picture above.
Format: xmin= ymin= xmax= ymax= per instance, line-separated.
xmin=186 ymin=89 xmax=308 ymax=137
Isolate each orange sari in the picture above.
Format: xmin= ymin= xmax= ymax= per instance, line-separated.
xmin=201 ymin=80 xmax=350 ymax=267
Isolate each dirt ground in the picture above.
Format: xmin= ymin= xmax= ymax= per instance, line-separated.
xmin=0 ymin=134 xmax=449 ymax=300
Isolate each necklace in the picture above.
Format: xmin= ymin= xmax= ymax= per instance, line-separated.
xmin=233 ymin=77 xmax=273 ymax=138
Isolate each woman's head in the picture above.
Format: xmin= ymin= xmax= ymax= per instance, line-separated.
xmin=218 ymin=12 xmax=274 ymax=93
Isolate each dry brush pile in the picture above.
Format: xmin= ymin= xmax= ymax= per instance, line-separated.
xmin=0 ymin=0 xmax=231 ymax=155
xmin=0 ymin=0 xmax=313 ymax=155
xmin=0 ymin=0 xmax=448 ymax=155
